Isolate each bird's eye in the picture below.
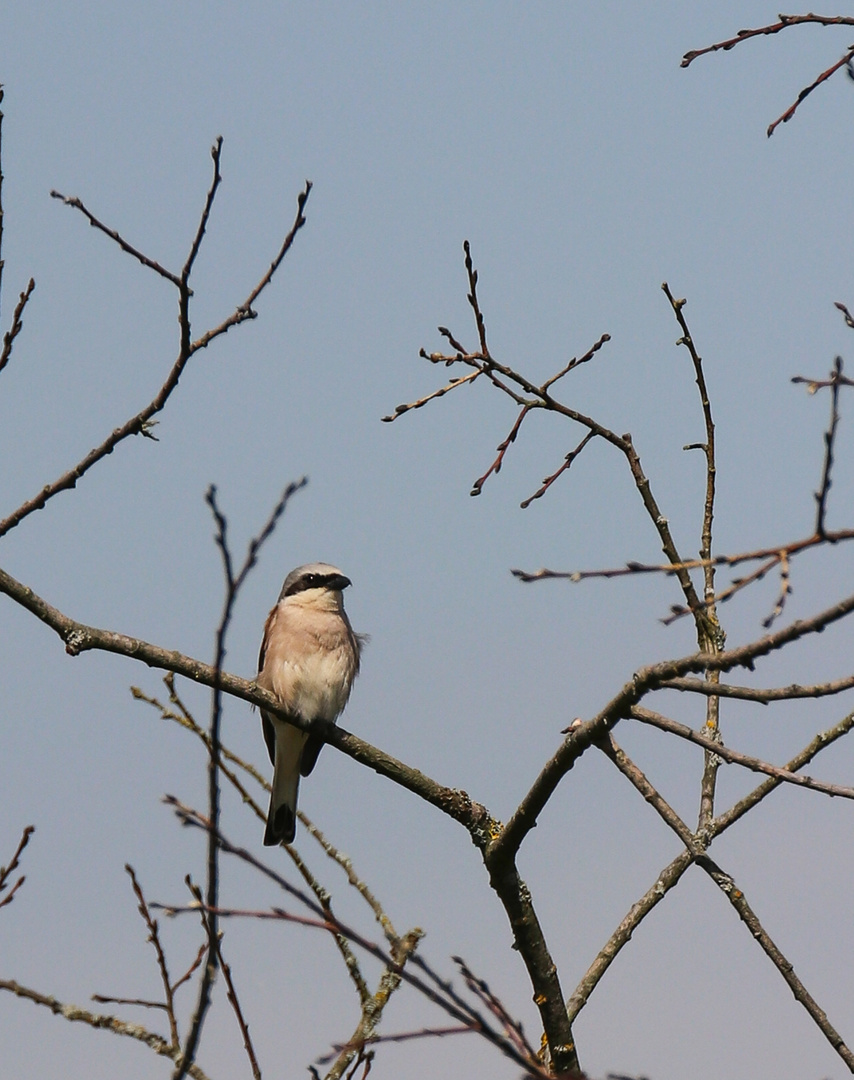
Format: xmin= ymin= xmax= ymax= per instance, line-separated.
xmin=304 ymin=574 xmax=319 ymax=586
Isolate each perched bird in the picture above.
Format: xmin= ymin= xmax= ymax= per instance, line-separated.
xmin=257 ymin=563 xmax=362 ymax=846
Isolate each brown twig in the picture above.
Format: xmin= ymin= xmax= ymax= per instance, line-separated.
xmin=315 ymin=1024 xmax=472 ymax=1064
xmin=713 ymin=708 xmax=854 ymax=833
xmin=767 ymin=46 xmax=854 ymax=137
xmin=631 ymin=705 xmax=854 ymax=801
xmin=566 ymin=849 xmax=695 ymax=1024
xmin=0 ymin=825 xmax=34 ymax=911
xmin=453 ymin=955 xmax=540 ymax=1064
xmin=470 ymin=405 xmax=531 ymax=496
xmin=598 ymin=735 xmax=699 ymax=850
xmin=381 ymin=370 xmax=480 ymax=422
xmin=662 ymin=283 xmax=723 ymax=825
xmin=681 ymin=14 xmax=854 ymax=137
xmin=191 ymin=881 xmax=262 ymax=1080
xmin=0 ymin=278 xmax=35 ymax=376
xmin=123 ymin=864 xmax=180 ymax=1048
xmin=158 ymin=803 xmax=548 ymax=1079
xmin=323 ymin=931 xmax=424 ymax=1080
xmin=813 ymin=356 xmax=844 ymax=538
xmin=0 ymin=151 xmax=310 ymax=539
xmin=175 ymin=482 xmax=303 ymax=1080
xmin=568 ymin=707 xmax=854 ymax=1023
xmin=513 ymin=526 xmax=854 ymax=625
xmin=392 ymin=246 xmax=707 ymax=635
xmin=183 ymin=138 xmax=223 ymax=283
xmin=660 ymin=671 xmax=854 ymax=703
xmin=300 ymin=816 xmax=400 ymax=945
xmin=170 ymin=943 xmax=209 ymax=995
xmin=50 ymin=190 xmax=183 ymax=286
xmin=520 ymin=431 xmax=596 ymax=509
xmin=762 ymin=550 xmax=792 ymax=629
xmin=0 ymin=980 xmax=211 ymax=1080
xmin=834 ymin=300 xmax=854 ymax=331
xmin=601 ymin=734 xmax=854 ymax=1070
xmin=697 ymin=854 xmax=854 ymax=1068
xmin=541 ymin=332 xmax=611 ymax=391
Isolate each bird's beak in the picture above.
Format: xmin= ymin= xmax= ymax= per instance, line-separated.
xmin=328 ymin=574 xmax=352 ymax=592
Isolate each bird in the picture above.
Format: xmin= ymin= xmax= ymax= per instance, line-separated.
xmin=256 ymin=562 xmax=363 ymax=846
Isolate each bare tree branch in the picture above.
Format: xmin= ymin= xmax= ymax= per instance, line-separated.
xmin=631 ymin=705 xmax=854 ymax=801
xmin=0 ymin=148 xmax=311 ymax=540
xmin=0 ymin=825 xmax=34 ymax=911
xmin=0 ymin=980 xmax=212 ymax=1080
xmin=697 ymin=854 xmax=854 ymax=1069
xmin=0 ymin=277 xmax=35 ymax=376
xmin=660 ymin=672 xmax=854 ymax=703
xmin=681 ymin=14 xmax=854 ymax=137
xmin=123 ymin=864 xmax=181 ymax=1048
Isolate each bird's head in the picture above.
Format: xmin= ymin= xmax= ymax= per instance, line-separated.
xmin=278 ymin=563 xmax=352 ymax=609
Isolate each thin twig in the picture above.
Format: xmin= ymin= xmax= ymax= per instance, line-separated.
xmin=631 ymin=705 xmax=854 ymax=801
xmin=396 ymin=246 xmax=708 ymax=631
xmin=714 ymin=709 xmax=854 ymax=833
xmin=470 ymin=405 xmax=531 ymax=496
xmin=158 ymin=802 xmax=547 ymax=1078
xmin=681 ymin=14 xmax=854 ymax=136
xmin=300 ymin=816 xmax=400 ymax=944
xmin=315 ymin=1024 xmax=472 ymax=1064
xmin=520 ymin=431 xmax=596 ymax=509
xmin=814 ymin=357 xmax=843 ymax=538
xmin=697 ymin=854 xmax=854 ymax=1069
xmin=124 ymin=864 xmax=180 ymax=1048
xmin=0 ymin=825 xmax=35 ymax=911
xmin=662 ymin=283 xmax=723 ymax=825
xmin=202 ymin=903 xmax=262 ymax=1080
xmin=50 ymin=190 xmax=183 ymax=285
xmin=381 ymin=370 xmax=480 ymax=422
xmin=0 ymin=278 xmax=35 ymax=375
xmin=566 ymin=849 xmax=695 ymax=1023
xmin=569 ymin=707 xmax=854 ymax=1023
xmin=660 ymin=671 xmax=854 ymax=703
xmin=541 ymin=332 xmax=611 ymax=391
xmin=0 ymin=980 xmax=211 ymax=1080
xmin=1 ymin=157 xmax=309 ymax=539
xmin=175 ymin=483 xmax=302 ymax=1080
xmin=767 ymin=46 xmax=854 ymax=137
xmin=183 ymin=138 xmax=223 ymax=282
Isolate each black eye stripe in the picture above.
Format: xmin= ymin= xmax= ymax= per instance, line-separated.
xmin=284 ymin=573 xmax=336 ymax=597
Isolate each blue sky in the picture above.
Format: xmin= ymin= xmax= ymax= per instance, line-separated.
xmin=2 ymin=4 xmax=854 ymax=1079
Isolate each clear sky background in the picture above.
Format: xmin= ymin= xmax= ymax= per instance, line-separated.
xmin=2 ymin=4 xmax=854 ymax=1079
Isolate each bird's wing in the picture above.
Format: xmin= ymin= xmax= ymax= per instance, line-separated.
xmin=261 ymin=711 xmax=277 ymax=765
xmin=299 ymin=734 xmax=324 ymax=777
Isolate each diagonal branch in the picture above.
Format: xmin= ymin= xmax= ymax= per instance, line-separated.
xmin=568 ymin=707 xmax=854 ymax=1023
xmin=0 ymin=278 xmax=35 ymax=376
xmin=714 ymin=708 xmax=854 ymax=832
xmin=50 ymin=190 xmax=183 ymax=286
xmin=697 ymin=854 xmax=854 ymax=1069
xmin=681 ymin=14 xmax=854 ymax=138
xmin=1 ymin=153 xmax=310 ymax=539
xmin=124 ymin=864 xmax=180 ymax=1048
xmin=766 ymin=46 xmax=854 ymax=137
xmin=0 ymin=825 xmax=35 ymax=911
xmin=660 ymin=671 xmax=854 ymax=703
xmin=631 ymin=705 xmax=854 ymax=801
xmin=0 ymin=980 xmax=212 ymax=1080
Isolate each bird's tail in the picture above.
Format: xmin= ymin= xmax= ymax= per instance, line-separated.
xmin=264 ymin=722 xmax=308 ymax=846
